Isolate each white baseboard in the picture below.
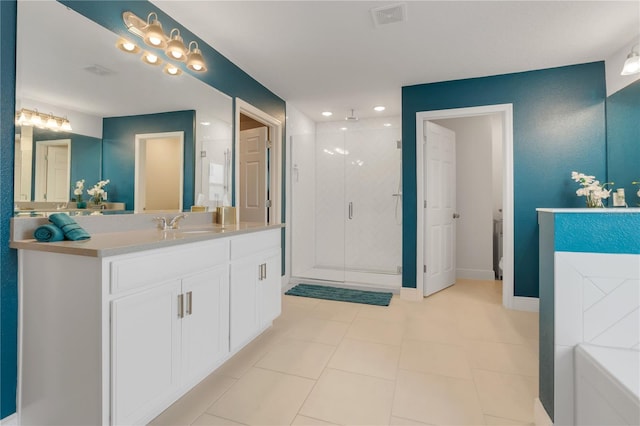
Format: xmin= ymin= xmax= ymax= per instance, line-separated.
xmin=0 ymin=413 xmax=17 ymax=426
xmin=534 ymin=398 xmax=553 ymax=426
xmin=400 ymin=286 xmax=423 ymax=301
xmin=456 ymin=268 xmax=496 ymax=280
xmin=513 ymin=296 xmax=539 ymax=312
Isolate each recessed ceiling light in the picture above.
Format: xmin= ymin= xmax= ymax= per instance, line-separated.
xmin=340 ymin=127 xmax=348 ymax=131
xmin=322 ymin=111 xmax=333 ymax=117
xmin=200 ymin=121 xmax=211 ymax=126
xmin=374 ymin=106 xmax=386 ymax=112
xmin=383 ymin=123 xmax=392 ymax=127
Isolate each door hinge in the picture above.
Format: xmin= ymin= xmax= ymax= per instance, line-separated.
xmin=423 ymin=265 xmax=427 ymax=273
xmin=424 ymin=200 xmax=427 ymax=208
xmin=266 ymin=140 xmax=273 ymax=149
xmin=266 ymin=199 xmax=272 ymax=208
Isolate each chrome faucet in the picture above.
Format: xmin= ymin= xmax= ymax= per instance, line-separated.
xmin=153 ymin=216 xmax=168 ymax=230
xmin=168 ymin=213 xmax=187 ymax=229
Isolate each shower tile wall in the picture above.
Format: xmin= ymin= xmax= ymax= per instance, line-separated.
xmin=315 ymin=116 xmax=402 ymax=276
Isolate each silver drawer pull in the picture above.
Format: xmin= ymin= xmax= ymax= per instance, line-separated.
xmin=177 ymin=293 xmax=184 ymax=318
xmin=186 ymin=291 xmax=192 ymax=316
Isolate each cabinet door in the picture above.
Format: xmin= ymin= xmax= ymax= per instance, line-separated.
xmin=260 ymin=249 xmax=282 ymax=325
xmin=181 ymin=265 xmax=230 ymax=384
xmin=230 ymin=256 xmax=260 ymax=352
xmin=111 ymin=280 xmax=182 ymax=425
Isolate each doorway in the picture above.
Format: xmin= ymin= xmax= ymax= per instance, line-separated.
xmin=239 ymin=115 xmax=269 ymax=222
xmin=134 ymin=131 xmax=184 ymax=213
xmin=34 ymin=139 xmax=71 ymax=202
xmin=416 ymin=104 xmax=515 ymax=309
xmin=235 ymin=98 xmax=282 ymax=225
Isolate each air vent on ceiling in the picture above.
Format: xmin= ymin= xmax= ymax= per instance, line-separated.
xmin=83 ymin=64 xmax=116 ymax=76
xmin=370 ymin=3 xmax=407 ymax=27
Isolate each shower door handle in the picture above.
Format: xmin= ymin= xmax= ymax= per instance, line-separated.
xmin=348 ymin=202 xmax=353 ymax=219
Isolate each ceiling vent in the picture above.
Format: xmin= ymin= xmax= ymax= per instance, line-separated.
xmin=370 ymin=3 xmax=407 ymax=27
xmin=83 ymin=64 xmax=116 ymax=77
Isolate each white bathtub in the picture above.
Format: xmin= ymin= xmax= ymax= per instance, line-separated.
xmin=575 ymin=344 xmax=640 ymax=425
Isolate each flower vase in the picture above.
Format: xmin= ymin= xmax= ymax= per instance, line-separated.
xmin=76 ymin=201 xmax=86 ymax=209
xmin=585 ymin=195 xmax=603 ymax=208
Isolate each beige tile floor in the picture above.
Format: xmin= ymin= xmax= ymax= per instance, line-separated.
xmin=150 ymin=279 xmax=538 ymax=426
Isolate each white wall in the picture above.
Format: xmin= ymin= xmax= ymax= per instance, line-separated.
xmin=434 ymin=116 xmax=497 ymax=280
xmin=286 ymin=104 xmax=316 ymax=277
xmin=605 ymin=36 xmax=640 ymax=96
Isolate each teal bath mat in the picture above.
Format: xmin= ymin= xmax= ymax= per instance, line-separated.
xmin=285 ymin=284 xmax=392 ymax=306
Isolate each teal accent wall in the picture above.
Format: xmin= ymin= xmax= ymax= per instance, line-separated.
xmin=27 ymin=128 xmax=102 ymax=201
xmin=102 ymin=110 xmax=195 ymax=211
xmin=0 ymin=0 xmax=17 ymax=418
xmin=402 ymin=62 xmax=607 ymax=297
xmin=555 ymin=212 xmax=640 ymax=254
xmin=606 ymin=80 xmax=640 ymax=203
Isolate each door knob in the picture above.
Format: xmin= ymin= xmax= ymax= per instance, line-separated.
xmin=453 ymin=213 xmax=460 ymax=219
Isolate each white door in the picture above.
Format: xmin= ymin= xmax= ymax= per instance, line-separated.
xmin=46 ymin=145 xmax=70 ymax=202
xmin=424 ymin=121 xmax=457 ymax=296
xmin=239 ymin=127 xmax=268 ymax=223
xmin=34 ymin=139 xmax=70 ymax=202
xmin=181 ymin=265 xmax=229 ymax=384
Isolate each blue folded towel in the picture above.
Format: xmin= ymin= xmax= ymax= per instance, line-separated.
xmin=33 ymin=224 xmax=65 ymax=242
xmin=48 ymin=213 xmax=91 ymax=241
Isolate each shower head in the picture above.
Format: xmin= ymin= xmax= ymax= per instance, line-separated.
xmin=345 ymin=109 xmax=359 ymax=121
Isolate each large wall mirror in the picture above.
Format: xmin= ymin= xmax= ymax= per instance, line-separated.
xmin=14 ymin=0 xmax=233 ymax=213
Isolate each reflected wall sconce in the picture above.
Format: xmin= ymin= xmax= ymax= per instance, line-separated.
xmin=621 ymin=44 xmax=640 ymax=75
xmin=121 ymin=11 xmax=207 ymax=75
xmin=116 ymin=37 xmax=140 ymax=54
xmin=15 ymin=108 xmax=71 ymax=131
xmin=141 ymin=51 xmax=162 ymax=66
xmin=163 ymin=64 xmax=183 ymax=76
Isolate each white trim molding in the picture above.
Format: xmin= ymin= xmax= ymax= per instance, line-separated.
xmin=234 ymin=98 xmax=283 ymax=226
xmin=513 ymin=296 xmax=540 ymax=312
xmin=0 ymin=413 xmax=17 ymax=426
xmin=400 ymin=286 xmax=423 ymax=302
xmin=416 ymin=104 xmax=516 ymax=310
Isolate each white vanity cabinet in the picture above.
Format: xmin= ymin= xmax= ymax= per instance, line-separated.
xmin=15 ymin=226 xmax=281 ymax=426
xmin=110 ymin=264 xmax=229 ymax=425
xmin=230 ymin=228 xmax=282 ymax=352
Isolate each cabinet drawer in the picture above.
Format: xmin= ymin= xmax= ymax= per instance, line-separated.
xmin=110 ymin=239 xmax=229 ymax=295
xmin=230 ymin=229 xmax=280 ymax=260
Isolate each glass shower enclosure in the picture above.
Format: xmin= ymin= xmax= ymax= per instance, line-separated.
xmin=291 ymin=116 xmax=402 ymax=290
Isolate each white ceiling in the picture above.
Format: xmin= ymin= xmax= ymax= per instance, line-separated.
xmin=154 ymin=0 xmax=640 ymax=121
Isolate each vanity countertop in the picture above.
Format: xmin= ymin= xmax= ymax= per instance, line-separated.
xmin=10 ymin=222 xmax=284 ymax=258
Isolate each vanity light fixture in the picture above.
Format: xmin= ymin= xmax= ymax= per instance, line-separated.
xmin=115 ymin=37 xmax=140 ymax=54
xmin=142 ymin=12 xmax=167 ymax=49
xmin=621 ymin=44 xmax=640 ymax=75
xmin=15 ymin=108 xmax=72 ymax=131
xmin=141 ymin=52 xmax=162 ymax=66
xmin=122 ymin=11 xmax=207 ymax=75
xmin=163 ymin=64 xmax=183 ymax=76
xmin=186 ymin=41 xmax=207 ymax=72
xmin=165 ymin=29 xmax=187 ymax=61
